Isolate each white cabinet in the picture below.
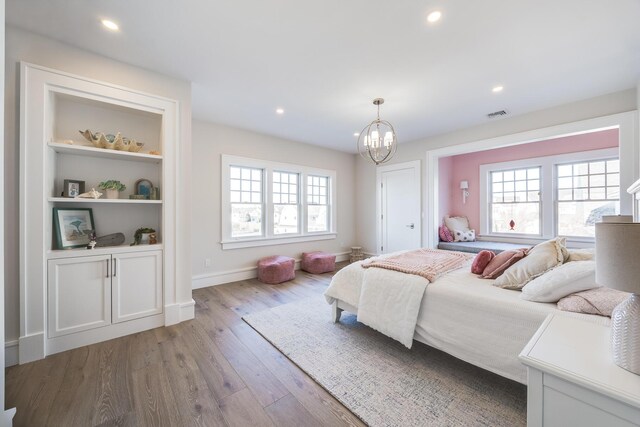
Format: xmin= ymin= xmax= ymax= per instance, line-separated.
xmin=520 ymin=315 xmax=640 ymax=427
xmin=47 ymin=249 xmax=162 ymax=338
xmin=112 ymin=250 xmax=162 ymax=323
xmin=47 ymin=254 xmax=111 ymax=337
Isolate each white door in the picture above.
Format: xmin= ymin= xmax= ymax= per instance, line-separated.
xmin=47 ymin=255 xmax=111 ymax=337
xmin=112 ymin=250 xmax=163 ymax=323
xmin=379 ymin=162 xmax=421 ymax=253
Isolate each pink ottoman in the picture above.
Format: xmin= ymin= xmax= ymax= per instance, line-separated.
xmin=257 ymin=256 xmax=295 ymax=284
xmin=301 ymin=251 xmax=336 ymax=274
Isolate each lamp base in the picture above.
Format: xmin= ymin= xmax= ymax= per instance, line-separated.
xmin=611 ymin=293 xmax=640 ymax=375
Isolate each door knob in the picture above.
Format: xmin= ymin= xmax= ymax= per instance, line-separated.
xmin=406 ymin=223 xmax=415 ymax=229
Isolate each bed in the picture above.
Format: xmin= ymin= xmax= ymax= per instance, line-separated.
xmin=324 ymin=253 xmax=610 ymax=384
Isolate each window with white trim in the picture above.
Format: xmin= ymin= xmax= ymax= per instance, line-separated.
xmin=480 ymin=148 xmax=619 ymax=242
xmin=307 ymin=175 xmax=329 ymax=233
xmin=556 ymin=158 xmax=620 ymax=237
xmin=490 ymin=167 xmax=541 ymax=235
xmin=273 ymin=171 xmax=299 ymax=235
xmin=230 ymin=166 xmax=263 ymax=238
xmin=221 ymin=155 xmax=337 ymax=249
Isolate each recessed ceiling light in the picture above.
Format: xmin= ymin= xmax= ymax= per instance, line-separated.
xmin=492 ymin=85 xmax=504 ymax=93
xmin=427 ymin=11 xmax=442 ymax=23
xmin=101 ymin=19 xmax=119 ymax=31
xmin=353 ymin=132 xmax=360 ymax=137
xmin=276 ymin=108 xmax=284 ymax=114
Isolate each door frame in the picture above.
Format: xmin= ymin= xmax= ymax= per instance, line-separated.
xmin=376 ymin=160 xmax=422 ymax=254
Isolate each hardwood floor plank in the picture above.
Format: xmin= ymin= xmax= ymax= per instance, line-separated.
xmin=158 ymin=337 xmax=228 ymax=426
xmin=178 ymin=321 xmax=246 ymax=401
xmin=92 ymin=337 xmax=134 ymax=426
xmin=265 ymin=393 xmax=323 ymax=427
xmin=131 ymin=364 xmax=182 ymax=427
xmin=129 ymin=329 xmax=163 ymax=371
xmin=218 ymin=388 xmax=274 ymax=427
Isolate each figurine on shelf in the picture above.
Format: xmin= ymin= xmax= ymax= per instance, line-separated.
xmin=86 ymin=230 xmax=97 ymax=250
xmin=148 ymin=233 xmax=157 ymax=245
xmin=75 ymin=188 xmax=102 ymax=199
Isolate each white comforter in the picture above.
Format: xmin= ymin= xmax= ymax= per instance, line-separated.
xmin=325 ymin=256 xmax=611 ymax=383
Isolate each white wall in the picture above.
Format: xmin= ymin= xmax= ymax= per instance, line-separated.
xmin=191 ymin=120 xmax=357 ymax=286
xmin=4 ymin=26 xmax=193 ymax=357
xmin=356 ymin=89 xmax=638 ymax=254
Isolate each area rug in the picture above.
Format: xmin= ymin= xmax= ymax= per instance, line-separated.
xmin=243 ymin=297 xmax=526 ymax=427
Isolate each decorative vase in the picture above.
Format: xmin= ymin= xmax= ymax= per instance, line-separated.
xmin=105 ymin=189 xmax=119 ymax=199
xmin=140 ymin=232 xmax=152 ymax=244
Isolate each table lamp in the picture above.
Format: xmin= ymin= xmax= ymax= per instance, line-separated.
xmin=595 ymin=217 xmax=640 ymax=375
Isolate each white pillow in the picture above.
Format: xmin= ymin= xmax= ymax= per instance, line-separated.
xmin=452 ymin=229 xmax=476 ymax=242
xmin=521 ymin=261 xmax=598 ymax=302
xmin=444 ymin=215 xmax=470 ymax=232
xmin=494 ymin=237 xmax=566 ymax=290
xmin=567 ymin=248 xmax=595 ymax=262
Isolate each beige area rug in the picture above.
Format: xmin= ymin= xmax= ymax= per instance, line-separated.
xmin=243 ymin=297 xmax=526 ymax=427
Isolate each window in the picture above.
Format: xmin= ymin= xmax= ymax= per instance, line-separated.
xmin=273 ymin=171 xmax=299 ymax=235
xmin=307 ymin=175 xmax=329 ymax=232
xmin=230 ymin=166 xmax=263 ymax=238
xmin=480 ymin=147 xmax=619 ymax=242
xmin=557 ymin=159 xmax=620 ymax=237
xmin=222 ymin=155 xmax=336 ymax=249
xmin=490 ymin=167 xmax=541 ymax=235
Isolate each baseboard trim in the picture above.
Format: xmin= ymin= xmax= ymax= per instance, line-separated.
xmin=5 ymin=340 xmax=18 ymax=367
xmin=18 ymin=332 xmax=45 ymax=364
xmin=192 ymin=252 xmax=350 ymax=289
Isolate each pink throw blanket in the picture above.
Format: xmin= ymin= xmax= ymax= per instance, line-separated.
xmin=362 ymin=249 xmax=473 ymax=282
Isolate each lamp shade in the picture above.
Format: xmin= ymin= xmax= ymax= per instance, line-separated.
xmin=595 ymin=221 xmax=640 ymax=293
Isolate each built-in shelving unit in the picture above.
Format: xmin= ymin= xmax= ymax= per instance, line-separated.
xmin=19 ymin=62 xmax=192 ymax=364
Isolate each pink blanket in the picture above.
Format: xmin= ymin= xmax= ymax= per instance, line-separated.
xmin=362 ymin=249 xmax=472 ymax=282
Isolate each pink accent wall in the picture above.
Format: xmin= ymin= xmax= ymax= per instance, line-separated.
xmin=439 ymin=128 xmax=619 ymax=231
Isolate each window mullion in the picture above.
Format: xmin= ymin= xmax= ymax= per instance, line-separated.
xmin=541 ymin=164 xmax=554 ymax=238
xmin=265 ymin=167 xmax=273 ymax=238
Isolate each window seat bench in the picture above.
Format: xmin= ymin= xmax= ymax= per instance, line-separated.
xmin=437 ymin=241 xmax=528 ymax=254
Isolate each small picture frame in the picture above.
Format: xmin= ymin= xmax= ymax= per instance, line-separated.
xmin=53 ymin=208 xmax=95 ymax=249
xmin=135 ymin=178 xmax=154 ymax=199
xmin=62 ymin=179 xmax=85 ymax=198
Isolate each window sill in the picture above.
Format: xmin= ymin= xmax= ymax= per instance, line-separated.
xmin=221 ymin=232 xmax=336 ymax=250
xmin=477 ymin=234 xmax=595 ymax=248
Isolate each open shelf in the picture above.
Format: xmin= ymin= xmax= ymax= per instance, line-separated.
xmin=48 ymin=142 xmax=162 ymax=164
xmin=48 ymin=197 xmax=162 ymax=204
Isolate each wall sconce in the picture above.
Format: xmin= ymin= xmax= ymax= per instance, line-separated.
xmin=460 ymin=180 xmax=469 ymax=204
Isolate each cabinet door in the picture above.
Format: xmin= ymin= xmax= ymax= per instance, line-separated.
xmin=48 ymin=255 xmax=112 ymax=337
xmin=112 ymin=250 xmax=163 ymax=323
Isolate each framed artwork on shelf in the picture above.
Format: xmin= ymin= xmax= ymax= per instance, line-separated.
xmin=62 ymin=179 xmax=85 ymax=198
xmin=135 ymin=178 xmax=154 ymax=199
xmin=53 ymin=208 xmax=95 ymax=249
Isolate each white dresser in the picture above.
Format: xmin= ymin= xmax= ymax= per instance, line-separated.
xmin=520 ymin=314 xmax=640 ymax=426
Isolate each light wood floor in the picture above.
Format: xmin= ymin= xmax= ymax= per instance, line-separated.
xmin=6 ymin=262 xmax=365 ymax=427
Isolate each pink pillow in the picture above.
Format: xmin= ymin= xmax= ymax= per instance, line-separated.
xmin=471 ymin=250 xmax=495 ymax=274
xmin=481 ymin=249 xmax=528 ymax=279
xmin=439 ymin=225 xmax=454 ymax=242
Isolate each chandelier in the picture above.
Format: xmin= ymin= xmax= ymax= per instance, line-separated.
xmin=357 ymin=98 xmax=397 ymax=165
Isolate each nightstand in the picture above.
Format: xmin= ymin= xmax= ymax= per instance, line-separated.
xmin=520 ymin=314 xmax=640 ymax=427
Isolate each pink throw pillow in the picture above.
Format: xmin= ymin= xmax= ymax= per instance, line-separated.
xmin=471 ymin=250 xmax=495 ymax=274
xmin=481 ymin=249 xmax=528 ymax=279
xmin=439 ymin=225 xmax=454 ymax=242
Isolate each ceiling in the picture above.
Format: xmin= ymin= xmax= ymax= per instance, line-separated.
xmin=7 ymin=1 xmax=640 ymax=152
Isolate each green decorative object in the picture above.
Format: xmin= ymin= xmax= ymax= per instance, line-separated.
xmin=97 ymin=180 xmax=126 ymax=191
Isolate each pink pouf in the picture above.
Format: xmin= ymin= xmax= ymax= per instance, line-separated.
xmin=257 ymin=256 xmax=295 ymax=284
xmin=301 ymin=251 xmax=336 ymax=274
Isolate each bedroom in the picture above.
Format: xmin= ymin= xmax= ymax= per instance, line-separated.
xmin=1 ymin=1 xmax=640 ymax=426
